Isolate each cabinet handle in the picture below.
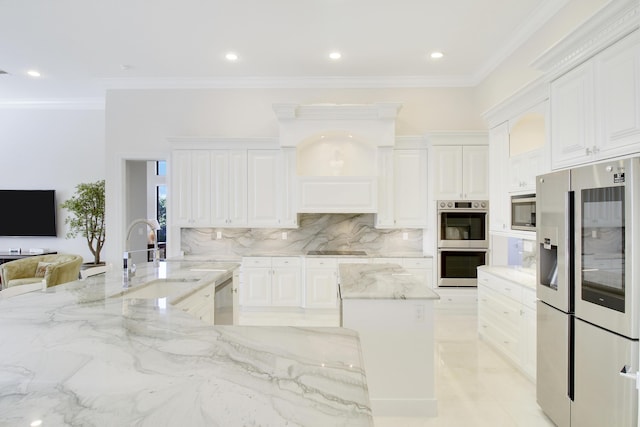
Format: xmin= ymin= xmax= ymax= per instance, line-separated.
xmin=586 ymin=147 xmax=592 ymax=155
xmin=592 ymin=146 xmax=600 ymax=154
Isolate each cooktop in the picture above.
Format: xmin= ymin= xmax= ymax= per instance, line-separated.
xmin=306 ymin=250 xmax=368 ymax=256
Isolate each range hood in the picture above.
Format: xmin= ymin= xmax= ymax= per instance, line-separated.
xmin=273 ymin=103 xmax=402 ymax=214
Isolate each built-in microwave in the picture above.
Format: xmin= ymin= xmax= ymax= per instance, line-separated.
xmin=511 ymin=194 xmax=536 ymax=231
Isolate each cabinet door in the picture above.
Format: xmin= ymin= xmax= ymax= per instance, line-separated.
xmin=279 ymin=148 xmax=298 ymax=227
xmin=550 ymin=61 xmax=595 ymax=169
xmin=521 ymin=305 xmax=536 ymax=379
xmin=432 ymin=145 xmax=463 ymax=200
xmin=241 ymin=267 xmax=271 ymax=306
xmin=171 ymin=150 xmax=211 ymax=227
xmin=375 ymin=147 xmax=395 ymax=228
xmin=489 ymin=123 xmax=509 ymax=232
xmin=171 ymin=150 xmax=194 ymax=226
xmin=462 ymin=145 xmax=489 ymax=200
xmin=248 ymin=150 xmax=281 ymax=227
xmin=394 ymin=149 xmax=427 ymax=227
xmin=272 ymin=267 xmax=301 ymax=306
xmin=596 ymin=31 xmax=640 ymax=157
xmin=305 ymin=268 xmax=338 ymax=308
xmin=508 ymin=150 xmax=541 ymax=193
xmin=227 ymin=150 xmax=247 ymax=226
xmin=211 ymin=151 xmax=230 ymax=225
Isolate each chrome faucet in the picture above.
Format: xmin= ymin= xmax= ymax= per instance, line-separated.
xmin=123 ymin=218 xmax=160 ymax=282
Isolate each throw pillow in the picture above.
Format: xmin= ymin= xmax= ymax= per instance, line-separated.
xmin=35 ymin=262 xmax=56 ymax=278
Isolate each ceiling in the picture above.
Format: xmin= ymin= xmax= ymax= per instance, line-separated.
xmin=0 ymin=0 xmax=568 ymax=101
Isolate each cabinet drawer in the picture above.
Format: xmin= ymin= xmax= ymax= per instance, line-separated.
xmin=371 ymin=257 xmax=403 ymax=264
xmin=242 ymin=257 xmax=271 ymax=268
xmin=481 ymin=274 xmax=523 ymax=303
xmin=403 ymin=258 xmax=432 ymax=269
xmin=335 ymin=257 xmax=370 ymax=265
xmin=272 ymin=257 xmax=301 ymax=268
xmin=305 ymin=258 xmax=337 ymax=268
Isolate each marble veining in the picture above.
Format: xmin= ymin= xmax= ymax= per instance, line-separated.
xmin=339 ymin=263 xmax=440 ymax=300
xmin=181 ymin=213 xmax=423 ymax=256
xmin=0 ymin=262 xmax=373 ymax=426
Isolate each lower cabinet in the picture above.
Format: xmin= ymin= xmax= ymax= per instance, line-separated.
xmin=173 ymin=282 xmax=215 ymax=324
xmin=241 ymin=257 xmax=302 ymax=307
xmin=477 ymin=269 xmax=536 ymax=380
xmin=305 ymin=257 xmax=370 ymax=308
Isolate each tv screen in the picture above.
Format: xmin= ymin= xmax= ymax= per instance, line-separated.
xmin=0 ymin=190 xmax=57 ymax=237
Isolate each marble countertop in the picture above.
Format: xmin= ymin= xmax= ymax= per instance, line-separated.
xmin=339 ymin=263 xmax=441 ymax=300
xmin=477 ymin=265 xmax=536 ymax=289
xmin=180 ymin=251 xmax=432 ymax=261
xmin=0 ymin=261 xmax=373 ymax=426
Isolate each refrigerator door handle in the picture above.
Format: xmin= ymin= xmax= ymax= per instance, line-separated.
xmin=619 ymin=365 xmax=640 ymax=390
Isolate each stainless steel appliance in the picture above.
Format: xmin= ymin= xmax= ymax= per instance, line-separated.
xmin=437 ymin=200 xmax=489 ymax=248
xmin=511 ymin=193 xmax=536 ymax=231
xmin=536 ymin=158 xmax=640 ymax=427
xmin=437 ymin=200 xmax=488 ymax=287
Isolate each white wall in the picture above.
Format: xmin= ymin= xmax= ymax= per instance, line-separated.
xmin=0 ymin=108 xmax=105 ymax=262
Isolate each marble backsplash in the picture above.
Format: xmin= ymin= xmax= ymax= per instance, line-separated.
xmin=508 ymin=237 xmax=537 ymax=271
xmin=181 ymin=213 xmax=423 ymax=256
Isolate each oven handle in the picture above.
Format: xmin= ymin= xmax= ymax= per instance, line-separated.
xmin=438 ymin=209 xmax=488 ymax=214
xmin=438 ymin=248 xmax=490 ymax=253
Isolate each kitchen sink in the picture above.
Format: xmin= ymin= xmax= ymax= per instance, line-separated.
xmin=115 ymin=277 xmax=200 ymax=299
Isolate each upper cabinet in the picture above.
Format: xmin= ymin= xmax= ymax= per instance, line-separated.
xmin=376 ymin=140 xmax=428 ymax=228
xmin=489 ymin=123 xmax=510 ymax=233
xmin=211 ymin=150 xmax=248 ymax=227
xmin=508 ymin=108 xmax=547 ymax=193
xmin=545 ymin=27 xmax=640 ymax=169
xmin=431 ymin=136 xmax=489 ymax=201
xmin=171 ymin=150 xmax=212 ymax=227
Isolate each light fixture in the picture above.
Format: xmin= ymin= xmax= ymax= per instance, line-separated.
xmin=26 ymin=70 xmax=41 ymax=77
xmin=430 ymin=51 xmax=444 ymax=60
xmin=225 ymin=52 xmax=238 ymax=62
xmin=329 ymin=51 xmax=342 ymax=60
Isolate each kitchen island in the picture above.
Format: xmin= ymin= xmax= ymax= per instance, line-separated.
xmin=0 ymin=261 xmax=373 ymax=426
xmin=339 ymin=263 xmax=440 ymax=418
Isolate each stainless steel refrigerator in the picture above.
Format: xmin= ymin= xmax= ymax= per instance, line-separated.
xmin=536 ymin=157 xmax=640 ymax=427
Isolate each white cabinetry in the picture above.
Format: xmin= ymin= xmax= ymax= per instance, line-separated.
xmin=171 ymin=150 xmax=212 ymax=227
xmin=432 ymin=145 xmax=489 ymax=200
xmin=376 ymin=147 xmax=428 ymax=228
xmin=247 ymin=150 xmax=297 ymax=228
xmin=477 ymin=269 xmax=536 ymax=380
xmin=508 ymin=149 xmax=542 ymax=193
xmin=173 ymin=282 xmax=215 ymax=324
xmin=489 ymin=123 xmax=510 ymax=233
xmin=551 ymin=31 xmax=640 ymax=169
xmin=211 ymin=150 xmax=247 ymax=226
xmin=241 ymin=257 xmax=302 ymax=307
xmin=305 ymin=257 xmax=370 ymax=308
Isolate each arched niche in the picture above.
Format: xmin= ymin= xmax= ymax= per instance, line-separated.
xmin=509 ymin=112 xmax=545 ymax=156
xmin=296 ymin=131 xmax=376 ymax=176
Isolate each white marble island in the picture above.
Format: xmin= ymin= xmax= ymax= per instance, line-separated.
xmin=0 ymin=261 xmax=373 ymax=426
xmin=339 ymin=263 xmax=440 ymax=418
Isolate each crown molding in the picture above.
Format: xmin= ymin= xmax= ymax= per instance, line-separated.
xmin=482 ymin=77 xmax=550 ymax=128
xmin=532 ymin=0 xmax=640 ymax=80
xmin=167 ymin=137 xmax=279 ymax=150
xmin=0 ymin=97 xmax=105 ymax=110
xmin=273 ymin=103 xmax=402 ymax=121
xmin=471 ymin=0 xmax=570 ymax=85
xmin=101 ymin=74 xmax=477 ymax=90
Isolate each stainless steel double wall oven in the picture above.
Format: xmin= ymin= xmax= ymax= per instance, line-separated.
xmin=437 ymin=200 xmax=489 ymax=287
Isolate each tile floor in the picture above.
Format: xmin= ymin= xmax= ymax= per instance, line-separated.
xmin=239 ymin=302 xmax=555 ymax=427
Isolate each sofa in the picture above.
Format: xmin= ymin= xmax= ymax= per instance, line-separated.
xmin=0 ymin=254 xmax=83 ymax=290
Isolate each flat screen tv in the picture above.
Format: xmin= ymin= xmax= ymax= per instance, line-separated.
xmin=0 ymin=190 xmax=57 ymax=237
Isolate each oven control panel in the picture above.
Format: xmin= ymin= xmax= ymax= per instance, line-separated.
xmin=438 ymin=200 xmax=488 ymax=210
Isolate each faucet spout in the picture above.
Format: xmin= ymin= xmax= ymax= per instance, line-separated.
xmin=124 ymin=219 xmax=161 ymax=281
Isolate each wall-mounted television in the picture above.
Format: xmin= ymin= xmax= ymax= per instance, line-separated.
xmin=0 ymin=190 xmax=57 ymax=237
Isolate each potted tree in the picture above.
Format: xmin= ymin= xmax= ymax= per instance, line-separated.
xmin=61 ymin=180 xmax=106 ymax=265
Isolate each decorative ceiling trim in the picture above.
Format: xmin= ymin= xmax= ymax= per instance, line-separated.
xmin=273 ymin=103 xmax=402 ymax=121
xmin=100 ymin=75 xmax=476 ymax=90
xmin=532 ymin=0 xmax=640 ymax=80
xmin=471 ymin=0 xmax=570 ymax=85
xmin=0 ymin=98 xmax=105 ymax=110
xmin=482 ymin=77 xmax=550 ymax=128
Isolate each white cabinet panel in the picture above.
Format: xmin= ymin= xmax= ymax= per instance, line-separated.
xmin=508 ymin=150 xmax=541 ymax=193
xmin=305 ymin=268 xmax=338 ymax=308
xmin=394 ymin=149 xmax=428 ymax=227
xmin=489 ymin=123 xmax=510 ymax=233
xmin=241 ymin=257 xmax=302 ymax=307
xmin=432 ymin=145 xmax=488 ymax=200
xmin=248 ymin=150 xmax=280 ymax=227
xmin=171 ymin=150 xmax=212 ymax=227
xmin=550 ymin=61 xmax=595 ymax=168
xmin=211 ymin=150 xmax=247 ymax=226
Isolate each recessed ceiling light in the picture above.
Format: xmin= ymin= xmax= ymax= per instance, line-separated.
xmin=225 ymin=52 xmax=238 ymax=62
xmin=26 ymin=70 xmax=41 ymax=77
xmin=430 ymin=51 xmax=444 ymax=60
xmin=329 ymin=52 xmax=342 ymax=60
